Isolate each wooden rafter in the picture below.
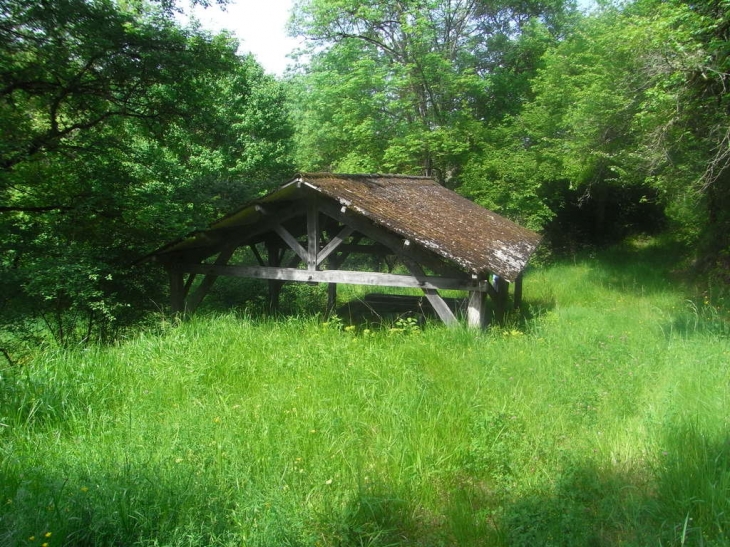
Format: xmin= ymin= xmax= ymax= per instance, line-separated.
xmin=317 ymin=225 xmax=355 ymax=266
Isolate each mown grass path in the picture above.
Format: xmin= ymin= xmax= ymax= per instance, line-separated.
xmin=1 ymin=243 xmax=729 ymax=546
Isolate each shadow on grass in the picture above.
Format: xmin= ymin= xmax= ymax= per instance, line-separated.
xmin=2 ymin=421 xmax=728 ymax=546
xmin=664 ymin=299 xmax=730 ymax=338
xmin=317 ymin=488 xmax=425 ymax=547
xmin=0 ymin=462 xmax=446 ymax=546
xmin=0 ymin=456 xmax=241 ymax=546
xmin=566 ymin=238 xmax=688 ymax=297
xmin=492 ymin=423 xmax=730 ymax=547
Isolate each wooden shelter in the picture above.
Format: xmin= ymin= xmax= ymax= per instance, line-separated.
xmin=145 ymin=173 xmax=541 ymax=328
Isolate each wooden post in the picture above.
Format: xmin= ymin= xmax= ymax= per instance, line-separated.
xmin=307 ymin=196 xmax=319 ymax=271
xmin=168 ymin=265 xmax=185 ymax=315
xmin=265 ymin=239 xmax=282 ymax=312
xmin=327 ymin=283 xmax=337 ymax=314
xmin=513 ymin=273 xmax=523 ymax=310
xmin=493 ymin=275 xmax=510 ymax=324
xmin=467 ymin=290 xmax=487 ymax=329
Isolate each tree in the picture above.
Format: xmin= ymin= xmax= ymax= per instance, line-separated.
xmin=0 ymin=0 xmax=294 ymax=347
xmin=508 ymin=7 xmax=651 ymax=240
xmin=461 ymin=0 xmax=730 ymax=259
xmin=288 ymin=0 xmax=574 ymax=183
xmin=630 ymin=0 xmax=730 ymax=263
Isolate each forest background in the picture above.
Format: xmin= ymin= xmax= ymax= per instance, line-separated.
xmin=1 ymin=0 xmax=729 ymax=353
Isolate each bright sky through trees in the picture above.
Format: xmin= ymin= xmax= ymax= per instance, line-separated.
xmin=179 ymin=0 xmax=301 ymax=75
xmin=179 ymin=0 xmax=597 ymax=76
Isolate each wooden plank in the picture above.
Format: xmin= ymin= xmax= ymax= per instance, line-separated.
xmin=176 ymin=263 xmax=481 ymax=292
xmin=317 ymin=225 xmax=355 ymax=266
xmin=307 ymin=196 xmax=319 ymax=271
xmin=274 ymin=224 xmax=308 ymax=262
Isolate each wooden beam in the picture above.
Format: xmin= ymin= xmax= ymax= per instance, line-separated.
xmin=403 ymin=259 xmax=458 ymax=326
xmin=274 ymin=224 xmax=308 ymax=262
xmin=176 ymin=263 xmax=481 ymax=292
xmin=422 ymin=288 xmax=458 ymax=326
xmin=186 ymin=246 xmax=237 ymax=314
xmin=317 ymin=225 xmax=355 ymax=266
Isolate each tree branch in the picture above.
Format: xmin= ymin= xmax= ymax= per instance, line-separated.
xmin=0 ymin=205 xmax=73 ymax=213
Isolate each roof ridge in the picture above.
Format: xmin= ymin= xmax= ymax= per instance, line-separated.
xmin=299 ymin=172 xmax=434 ymax=181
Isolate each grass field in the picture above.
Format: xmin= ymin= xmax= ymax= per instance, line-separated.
xmin=1 ymin=240 xmax=729 ymax=546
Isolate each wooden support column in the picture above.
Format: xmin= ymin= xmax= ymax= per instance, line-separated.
xmin=265 ymin=239 xmax=283 ymax=312
xmin=467 ymin=289 xmax=488 ymax=329
xmin=168 ymin=265 xmax=185 ymax=315
xmin=327 ymin=283 xmax=337 ymax=314
xmin=493 ymin=275 xmax=510 ymax=324
xmin=307 ymin=196 xmax=319 ymax=271
xmin=513 ymin=273 xmax=523 ymax=310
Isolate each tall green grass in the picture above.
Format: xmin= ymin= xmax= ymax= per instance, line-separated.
xmin=1 ymin=241 xmax=729 ymax=546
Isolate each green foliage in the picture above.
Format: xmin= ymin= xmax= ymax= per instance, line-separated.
xmin=497 ymin=0 xmax=730 ymax=249
xmin=457 ymin=122 xmax=558 ymax=231
xmin=288 ymin=0 xmax=575 ymax=183
xmin=0 ymin=0 xmax=294 ymax=347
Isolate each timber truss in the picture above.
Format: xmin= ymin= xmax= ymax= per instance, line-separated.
xmin=162 ymin=194 xmax=521 ymax=328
